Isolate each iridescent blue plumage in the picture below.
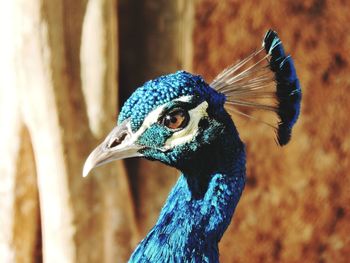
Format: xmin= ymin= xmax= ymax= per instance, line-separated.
xmin=129 ymin=102 xmax=245 ymax=263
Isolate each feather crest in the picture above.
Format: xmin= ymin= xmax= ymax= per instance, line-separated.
xmin=211 ymin=29 xmax=301 ymax=146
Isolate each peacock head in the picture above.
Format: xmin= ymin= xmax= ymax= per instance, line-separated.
xmin=83 ymin=71 xmax=236 ymax=177
xmin=83 ymin=30 xmax=302 ymax=177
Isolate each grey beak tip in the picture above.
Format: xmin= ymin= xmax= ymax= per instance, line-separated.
xmin=82 ymin=158 xmax=93 ymax=178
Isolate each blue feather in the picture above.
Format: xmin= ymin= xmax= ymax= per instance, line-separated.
xmin=129 ymin=116 xmax=246 ymax=262
xmin=210 ymin=30 xmax=301 ymax=146
xmin=263 ymin=29 xmax=302 ymax=145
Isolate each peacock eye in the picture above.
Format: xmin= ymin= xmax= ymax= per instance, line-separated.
xmin=161 ymin=108 xmax=189 ymax=130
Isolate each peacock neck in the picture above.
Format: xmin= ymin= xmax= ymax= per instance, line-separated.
xmin=129 ymin=121 xmax=246 ymax=262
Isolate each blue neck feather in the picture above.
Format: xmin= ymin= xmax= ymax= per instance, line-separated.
xmin=129 ymin=119 xmax=246 ymax=262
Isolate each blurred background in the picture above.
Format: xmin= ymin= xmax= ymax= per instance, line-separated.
xmin=0 ymin=0 xmax=349 ymax=262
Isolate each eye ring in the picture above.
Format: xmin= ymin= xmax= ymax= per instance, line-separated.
xmin=160 ymin=108 xmax=189 ymax=130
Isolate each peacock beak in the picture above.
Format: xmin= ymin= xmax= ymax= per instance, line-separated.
xmin=82 ymin=118 xmax=143 ymax=177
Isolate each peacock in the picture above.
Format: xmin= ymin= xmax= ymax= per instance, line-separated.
xmin=83 ymin=30 xmax=301 ymax=262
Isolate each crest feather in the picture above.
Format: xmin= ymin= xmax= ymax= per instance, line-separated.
xmin=211 ymin=29 xmax=301 ymax=146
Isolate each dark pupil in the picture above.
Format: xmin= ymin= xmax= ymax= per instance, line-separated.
xmin=170 ymin=116 xmax=178 ymax=123
xmin=164 ymin=115 xmax=177 ymax=126
xmin=162 ymin=109 xmax=187 ymax=129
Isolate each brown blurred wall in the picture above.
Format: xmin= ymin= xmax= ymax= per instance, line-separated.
xmin=192 ymin=1 xmax=350 ymax=262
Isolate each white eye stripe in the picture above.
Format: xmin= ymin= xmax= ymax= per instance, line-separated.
xmin=163 ymin=101 xmax=208 ymax=149
xmin=174 ymin=95 xmax=193 ymax=103
xmin=134 ymin=95 xmax=194 ymax=137
xmin=130 ymin=95 xmax=208 ymax=150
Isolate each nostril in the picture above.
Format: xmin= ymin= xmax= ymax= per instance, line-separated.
xmin=110 ymin=133 xmax=128 ymax=148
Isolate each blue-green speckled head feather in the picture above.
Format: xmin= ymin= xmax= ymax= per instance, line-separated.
xmin=118 ymin=71 xmax=226 ymax=132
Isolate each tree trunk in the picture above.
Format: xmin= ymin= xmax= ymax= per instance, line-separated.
xmin=0 ymin=0 xmax=137 ymax=262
